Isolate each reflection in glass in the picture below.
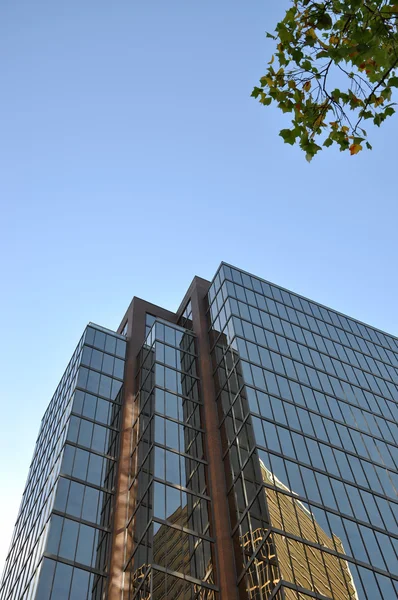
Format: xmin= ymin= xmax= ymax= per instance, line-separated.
xmin=236 ymin=451 xmax=360 ymax=599
xmin=126 ymin=322 xmax=217 ymax=600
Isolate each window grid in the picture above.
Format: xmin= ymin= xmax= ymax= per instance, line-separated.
xmin=124 ymin=317 xmax=218 ymax=599
xmin=0 ymin=325 xmax=126 ymax=600
xmin=208 ymin=264 xmax=398 ymax=600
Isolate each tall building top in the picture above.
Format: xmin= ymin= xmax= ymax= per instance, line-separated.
xmin=2 ymin=261 xmax=397 ymax=600
xmin=215 ymin=261 xmax=398 ymax=343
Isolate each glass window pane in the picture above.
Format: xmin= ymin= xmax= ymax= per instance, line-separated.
xmin=69 ymin=567 xmax=90 ymax=600
xmin=59 ymin=518 xmax=79 ymax=561
xmin=82 ymin=486 xmax=100 ymax=523
xmin=166 ymin=451 xmax=180 ymax=485
xmin=54 ymin=478 xmax=70 ymax=513
xmin=36 ymin=559 xmax=56 ymax=600
xmin=75 ymin=524 xmax=95 ymax=566
xmin=73 ymin=449 xmax=89 ymax=480
xmin=50 ymin=562 xmax=72 ymax=600
xmin=67 ymin=481 xmax=84 ymax=518
xmin=102 ymin=353 xmax=114 ymax=375
xmin=46 ymin=516 xmax=63 ymax=555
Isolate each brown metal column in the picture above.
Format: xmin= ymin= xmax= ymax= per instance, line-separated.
xmin=188 ymin=277 xmax=239 ymax=600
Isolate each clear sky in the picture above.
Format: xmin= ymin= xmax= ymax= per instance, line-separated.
xmin=1 ymin=0 xmax=397 ymax=574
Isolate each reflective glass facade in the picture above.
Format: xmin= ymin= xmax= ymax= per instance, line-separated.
xmin=2 ymin=263 xmax=397 ymax=600
xmin=0 ymin=325 xmax=126 ymax=600
xmin=208 ymin=264 xmax=398 ymax=600
xmin=124 ymin=316 xmax=217 ymax=599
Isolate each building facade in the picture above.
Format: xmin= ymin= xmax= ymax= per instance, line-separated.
xmin=1 ymin=263 xmax=397 ymax=600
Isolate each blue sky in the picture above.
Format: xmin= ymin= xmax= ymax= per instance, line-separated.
xmin=1 ymin=0 xmax=397 ymax=572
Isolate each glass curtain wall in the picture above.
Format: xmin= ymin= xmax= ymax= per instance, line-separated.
xmin=124 ymin=317 xmax=218 ymax=600
xmin=208 ymin=264 xmax=398 ymax=600
xmin=0 ymin=325 xmax=126 ymax=600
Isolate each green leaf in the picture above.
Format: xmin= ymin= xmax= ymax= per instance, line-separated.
xmin=278 ymin=101 xmax=294 ymax=112
xmin=254 ymin=1 xmax=398 ymax=158
xmin=291 ymin=49 xmax=304 ymax=64
xmin=278 ymin=26 xmax=294 ymax=44
xmin=384 ymin=88 xmax=392 ymax=101
xmin=360 ymin=110 xmax=373 ymax=120
xmin=279 ymin=129 xmax=296 ymax=145
xmin=373 ymin=113 xmax=385 ymax=126
xmin=316 ymin=13 xmax=333 ymax=30
xmin=366 ymin=141 xmax=373 ymax=150
xmin=388 ymin=76 xmax=398 ymax=87
xmin=251 ymin=87 xmax=262 ymax=98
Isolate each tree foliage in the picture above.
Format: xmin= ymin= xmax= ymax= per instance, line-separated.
xmin=252 ymin=0 xmax=398 ymax=160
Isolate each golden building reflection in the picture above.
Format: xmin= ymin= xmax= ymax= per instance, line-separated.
xmin=131 ymin=505 xmax=216 ymax=600
xmin=241 ymin=460 xmax=359 ymax=599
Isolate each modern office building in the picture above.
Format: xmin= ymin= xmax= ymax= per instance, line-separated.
xmin=1 ymin=263 xmax=397 ymax=600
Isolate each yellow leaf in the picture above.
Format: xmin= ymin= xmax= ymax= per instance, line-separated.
xmin=288 ymin=80 xmax=296 ymax=89
xmin=303 ymin=80 xmax=311 ymax=92
xmin=330 ymin=121 xmax=338 ymax=129
xmin=374 ymin=96 xmax=384 ymax=106
xmin=314 ymin=115 xmax=325 ymax=128
xmin=350 ymin=95 xmax=362 ymax=106
xmin=349 ymin=144 xmax=362 ymax=155
xmin=260 ymin=76 xmax=273 ymax=87
xmin=341 ymin=125 xmax=349 ymax=133
xmin=329 ymin=35 xmax=339 ymax=45
xmin=268 ymin=55 xmax=275 ymax=65
xmin=307 ymin=28 xmax=317 ymax=39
